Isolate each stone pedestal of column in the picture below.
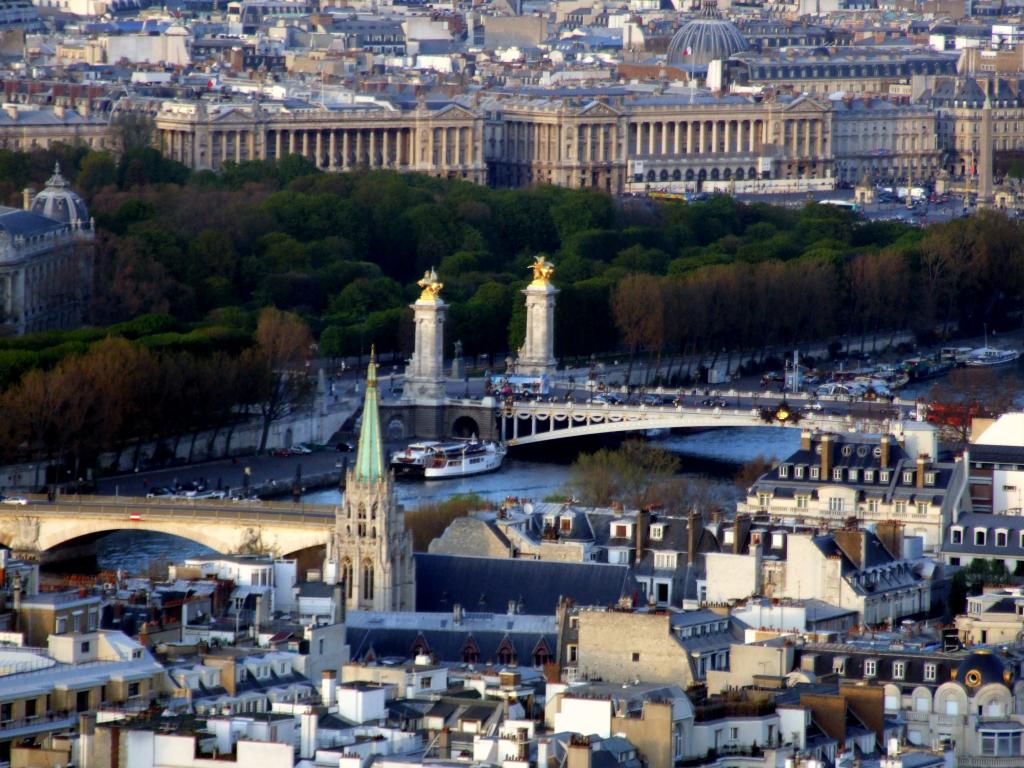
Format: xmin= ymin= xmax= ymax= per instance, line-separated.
xmin=516 ymin=281 xmax=558 ymax=378
xmin=404 ymin=297 xmax=447 ymax=402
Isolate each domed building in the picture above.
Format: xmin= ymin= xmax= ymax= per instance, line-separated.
xmin=29 ymin=163 xmax=91 ymax=230
xmin=667 ymin=0 xmax=749 ymax=69
xmin=0 ymin=163 xmax=93 ymax=335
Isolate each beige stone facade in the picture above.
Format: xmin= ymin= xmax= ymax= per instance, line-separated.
xmin=831 ymin=99 xmax=940 ymax=184
xmin=482 ymin=97 xmax=629 ymax=193
xmin=153 ymin=100 xmax=486 ymax=182
xmin=575 ymin=610 xmax=696 ymax=688
xmin=625 ymin=93 xmax=833 ymax=185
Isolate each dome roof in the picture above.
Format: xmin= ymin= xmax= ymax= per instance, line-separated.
xmin=667 ymin=1 xmax=749 ymax=68
xmin=30 ymin=163 xmax=89 ymax=229
xmin=954 ymin=650 xmax=1013 ymax=689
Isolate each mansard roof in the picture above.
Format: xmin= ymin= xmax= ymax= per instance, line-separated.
xmin=414 ymin=553 xmax=640 ymax=615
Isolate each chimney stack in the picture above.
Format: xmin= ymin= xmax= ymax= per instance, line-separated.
xmin=916 ymin=454 xmax=926 ymax=488
xmin=321 ymin=670 xmax=337 ymax=707
xmin=568 ymin=736 xmax=592 ymax=768
xmin=820 ymin=434 xmax=833 ymax=479
xmin=21 ymin=187 xmax=32 ymax=210
xmin=635 ymin=508 xmax=649 ymax=565
xmin=801 ymin=429 xmax=812 ymax=451
xmin=332 ymin=582 xmax=345 ymax=624
xmin=687 ymin=510 xmax=701 ymax=565
xmin=880 ymin=435 xmax=891 ymax=468
xmin=300 ymin=712 xmax=318 ymax=759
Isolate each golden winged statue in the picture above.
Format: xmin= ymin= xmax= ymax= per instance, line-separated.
xmin=529 ymin=255 xmax=555 ymax=287
xmin=417 ymin=267 xmax=443 ymax=302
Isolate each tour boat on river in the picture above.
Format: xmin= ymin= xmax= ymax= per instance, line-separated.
xmin=964 ymin=346 xmax=1021 ymax=367
xmin=389 ymin=442 xmax=442 ymax=476
xmin=423 ymin=440 xmax=507 ymax=479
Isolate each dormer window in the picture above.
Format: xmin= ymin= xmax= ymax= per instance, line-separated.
xmin=810 ymin=467 xmax=820 ymax=480
xmin=996 ymin=529 xmax=1008 ymax=547
xmin=833 ymin=468 xmax=844 ymax=481
xmin=544 ymin=515 xmax=556 ymax=529
xmin=903 ymin=471 xmax=914 ymax=485
xmin=650 ymin=524 xmax=664 ymax=541
xmin=848 ymin=469 xmax=858 ymax=482
xmin=560 ymin=516 xmax=573 ymax=533
xmin=779 ymin=464 xmax=789 ymax=478
xmin=794 ymin=465 xmax=804 ymax=479
xmin=925 ymin=472 xmax=936 ymax=485
xmin=864 ymin=659 xmax=877 ymax=677
xmin=864 ymin=469 xmax=874 ymax=483
xmin=880 ymin=470 xmax=890 ymax=483
xmin=975 ymin=528 xmax=987 ymax=547
xmin=758 ymin=493 xmax=771 ymax=509
xmin=613 ymin=524 xmax=630 ymax=538
xmin=951 ymin=527 xmax=963 ymax=544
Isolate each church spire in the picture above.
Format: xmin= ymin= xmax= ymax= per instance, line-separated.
xmin=354 ymin=346 xmax=384 ymax=483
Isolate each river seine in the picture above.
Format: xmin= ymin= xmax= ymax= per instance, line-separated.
xmin=94 ymin=426 xmax=803 ymax=573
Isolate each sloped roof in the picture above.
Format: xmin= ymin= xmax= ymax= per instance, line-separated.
xmin=414 ymin=553 xmax=639 ymax=615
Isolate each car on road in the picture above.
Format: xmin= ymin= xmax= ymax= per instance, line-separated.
xmin=146 ymin=487 xmax=174 ymax=498
xmin=701 ymin=398 xmax=728 ymax=407
xmin=2 ymin=496 xmax=29 ymax=505
xmin=193 ymin=490 xmax=227 ymax=500
xmin=289 ymin=445 xmax=313 ymax=455
xmin=271 ymin=448 xmax=292 ymax=457
xmin=335 ymin=441 xmax=355 ymax=452
xmin=128 ymin=513 xmax=142 ymax=521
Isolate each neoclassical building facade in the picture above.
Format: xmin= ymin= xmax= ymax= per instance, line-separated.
xmin=154 ymin=99 xmax=486 ymax=183
xmin=153 ymin=90 xmax=837 ymax=192
xmin=0 ymin=165 xmax=93 ymax=336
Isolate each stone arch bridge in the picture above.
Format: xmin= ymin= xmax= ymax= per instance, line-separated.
xmin=0 ymin=497 xmax=335 ymax=561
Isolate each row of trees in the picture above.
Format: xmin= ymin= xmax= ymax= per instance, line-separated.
xmin=0 ymin=309 xmax=313 ymax=474
xmin=3 ymin=148 xmax=1024 ymax=400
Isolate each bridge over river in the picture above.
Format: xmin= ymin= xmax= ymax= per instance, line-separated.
xmin=0 ymin=495 xmax=335 ymax=562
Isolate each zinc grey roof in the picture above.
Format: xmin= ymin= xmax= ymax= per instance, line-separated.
xmin=414 ymin=553 xmax=639 ymax=615
xmin=0 ymin=207 xmax=66 ymax=238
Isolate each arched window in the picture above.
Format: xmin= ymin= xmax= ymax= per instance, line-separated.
xmin=371 ymin=502 xmax=377 ymax=519
xmin=672 ymin=169 xmax=681 ymax=181
xmin=362 ymin=559 xmax=375 ymax=601
xmin=342 ymin=558 xmax=353 ymax=600
xmin=659 ymin=169 xmax=668 ymax=181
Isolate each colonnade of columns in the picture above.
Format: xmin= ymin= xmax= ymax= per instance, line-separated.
xmin=159 ymin=123 xmax=483 ymax=173
xmin=631 ymin=118 xmax=768 ymax=157
xmin=504 ymin=120 xmax=622 ymax=165
xmin=780 ymin=118 xmax=826 ymax=159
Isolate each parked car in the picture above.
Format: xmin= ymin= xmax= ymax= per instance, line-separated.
xmin=335 ymin=441 xmax=355 ymax=452
xmin=2 ymin=496 xmax=29 ymax=505
xmin=145 ymin=487 xmax=174 ymax=498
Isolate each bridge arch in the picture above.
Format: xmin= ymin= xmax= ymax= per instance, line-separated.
xmin=451 ymin=415 xmax=480 ymax=438
xmin=0 ymin=506 xmax=332 ymax=561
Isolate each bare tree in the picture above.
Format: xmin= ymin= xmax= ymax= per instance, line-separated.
xmin=612 ymin=274 xmax=664 ymax=386
xmin=247 ymin=308 xmax=315 ymax=453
